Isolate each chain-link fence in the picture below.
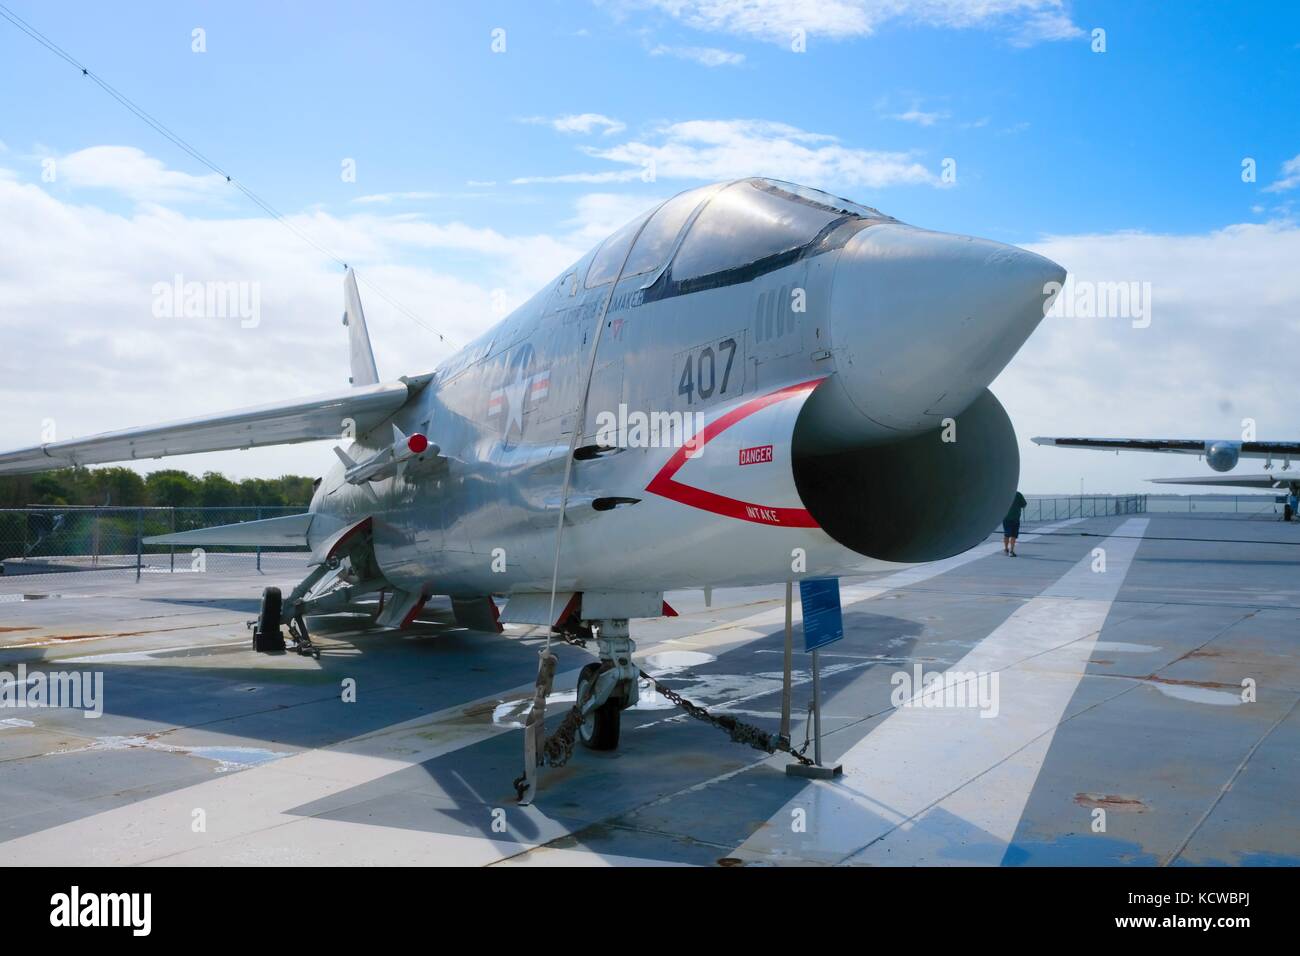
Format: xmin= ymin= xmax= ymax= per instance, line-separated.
xmin=0 ymin=506 xmax=308 ymax=579
xmin=1145 ymin=494 xmax=1287 ymax=517
xmin=1022 ymin=495 xmax=1146 ymax=523
xmin=1024 ymin=494 xmax=1292 ymax=522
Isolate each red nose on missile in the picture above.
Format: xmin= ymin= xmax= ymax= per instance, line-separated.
xmin=407 ymin=433 xmax=429 ymax=454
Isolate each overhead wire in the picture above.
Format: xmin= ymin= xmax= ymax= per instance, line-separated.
xmin=0 ymin=2 xmax=456 ymax=346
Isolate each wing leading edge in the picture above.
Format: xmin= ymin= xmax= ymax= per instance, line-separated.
xmin=0 ymin=378 xmax=427 ymax=475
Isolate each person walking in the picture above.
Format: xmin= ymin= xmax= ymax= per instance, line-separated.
xmin=1003 ymin=490 xmax=1027 ymax=556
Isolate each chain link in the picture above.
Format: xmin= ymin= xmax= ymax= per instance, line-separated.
xmin=514 ymin=642 xmax=813 ymax=799
xmin=640 ymin=669 xmax=814 ymax=766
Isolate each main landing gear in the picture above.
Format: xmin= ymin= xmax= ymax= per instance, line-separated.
xmin=250 ymin=586 xmax=319 ymax=658
xmin=247 ymin=520 xmax=386 ymax=659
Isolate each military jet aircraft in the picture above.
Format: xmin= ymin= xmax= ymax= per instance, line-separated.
xmin=1032 ymin=435 xmax=1300 ymax=504
xmin=0 ymin=177 xmax=1064 ymax=752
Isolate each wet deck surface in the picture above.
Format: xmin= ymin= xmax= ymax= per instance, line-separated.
xmin=1 ymin=513 xmax=1296 ymax=866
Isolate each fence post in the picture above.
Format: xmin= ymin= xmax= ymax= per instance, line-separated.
xmin=256 ymin=506 xmax=262 ymax=573
xmin=169 ymin=507 xmax=176 ymax=573
xmin=135 ymin=507 xmax=143 ymax=582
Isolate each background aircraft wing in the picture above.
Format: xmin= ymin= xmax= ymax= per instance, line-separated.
xmin=0 ymin=378 xmax=425 ymax=475
xmin=1033 ymin=436 xmax=1300 ymax=458
xmin=1032 ymin=436 xmax=1205 ymax=453
xmin=1237 ymin=442 xmax=1300 ymax=457
xmin=1149 ymin=473 xmax=1300 ymax=490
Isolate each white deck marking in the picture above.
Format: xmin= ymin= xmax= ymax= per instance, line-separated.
xmin=732 ymin=518 xmax=1148 ymax=866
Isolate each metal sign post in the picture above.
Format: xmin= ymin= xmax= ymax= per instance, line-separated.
xmin=786 ymin=578 xmax=843 ymax=779
xmin=780 ymin=580 xmax=793 ymax=747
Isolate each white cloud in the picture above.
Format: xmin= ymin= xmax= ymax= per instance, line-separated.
xmin=511 ymin=169 xmax=644 ymax=185
xmin=523 ymin=113 xmax=627 ymax=136
xmin=649 ymin=43 xmax=746 ymax=66
xmin=351 ymin=191 xmax=444 ymax=204
xmin=15 ymin=149 xmax=1294 ymax=501
xmin=565 ymin=191 xmax=667 ymax=243
xmin=890 ymin=108 xmax=950 ymax=126
xmin=1263 ymin=153 xmax=1300 ymax=193
xmin=54 ymin=145 xmax=228 ymax=203
xmin=1000 ymin=221 xmax=1300 ymax=493
xmin=1009 ymin=8 xmax=1085 ymax=46
xmin=634 ymin=0 xmax=1082 ymax=45
xmin=515 ymin=118 xmax=940 ymax=189
xmin=349 ymin=187 xmax=503 ymax=204
xmin=0 ymin=151 xmax=645 ymax=479
xmin=347 ymin=217 xmax=584 ymax=289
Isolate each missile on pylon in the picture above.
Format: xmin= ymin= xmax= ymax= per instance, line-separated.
xmin=334 ymin=424 xmax=437 ymax=485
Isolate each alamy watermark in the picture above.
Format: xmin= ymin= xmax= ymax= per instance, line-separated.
xmin=50 ymin=886 xmax=150 ymax=936
xmin=1044 ymin=276 xmax=1152 ymax=329
xmin=890 ymin=664 xmax=999 ymax=718
xmin=1 ymin=664 xmax=103 ymax=718
xmin=594 ymin=404 xmax=707 ymax=455
xmin=152 ymin=274 xmax=261 ymax=328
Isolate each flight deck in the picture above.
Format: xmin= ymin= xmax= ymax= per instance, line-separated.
xmin=1 ymin=511 xmax=1295 ymax=866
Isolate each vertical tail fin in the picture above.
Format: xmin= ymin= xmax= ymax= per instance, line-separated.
xmin=343 ymin=268 xmax=380 ymax=387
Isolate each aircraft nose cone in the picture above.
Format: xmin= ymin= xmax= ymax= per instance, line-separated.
xmin=829 ymin=223 xmax=1064 ymax=433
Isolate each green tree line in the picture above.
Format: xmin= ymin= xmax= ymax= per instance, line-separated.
xmin=0 ymin=467 xmax=317 ymax=508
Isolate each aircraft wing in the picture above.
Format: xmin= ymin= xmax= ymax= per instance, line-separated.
xmin=1032 ymin=437 xmax=1300 ymax=458
xmin=0 ymin=378 xmax=426 ymax=475
xmin=1033 ymin=437 xmax=1203 ymax=453
xmin=1149 ymin=473 xmax=1300 ymax=491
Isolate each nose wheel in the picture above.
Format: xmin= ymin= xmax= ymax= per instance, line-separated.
xmin=572 ymin=619 xmax=638 ymax=751
xmin=576 ymin=662 xmax=622 ymax=750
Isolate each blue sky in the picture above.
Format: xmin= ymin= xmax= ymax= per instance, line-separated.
xmin=1 ymin=1 xmax=1299 ymax=491
xmin=6 ymin=1 xmax=1296 ymax=238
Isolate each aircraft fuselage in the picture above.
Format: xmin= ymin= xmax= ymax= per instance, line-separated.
xmin=308 ymin=179 xmax=1064 ymax=608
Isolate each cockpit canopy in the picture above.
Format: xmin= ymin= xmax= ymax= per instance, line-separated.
xmin=584 ymin=178 xmax=892 ymax=291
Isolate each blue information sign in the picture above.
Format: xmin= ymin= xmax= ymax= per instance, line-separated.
xmin=799 ymin=578 xmax=843 ymax=652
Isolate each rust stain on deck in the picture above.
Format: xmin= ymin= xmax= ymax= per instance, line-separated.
xmin=1075 ymin=793 xmax=1147 ymax=812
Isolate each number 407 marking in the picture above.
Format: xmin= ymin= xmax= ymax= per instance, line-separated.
xmin=678 ymin=337 xmax=737 ymax=405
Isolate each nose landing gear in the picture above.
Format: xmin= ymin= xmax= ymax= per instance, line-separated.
xmin=575 ymin=619 xmax=638 ymax=751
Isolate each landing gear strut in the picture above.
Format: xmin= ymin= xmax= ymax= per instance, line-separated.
xmin=574 ymin=619 xmax=638 ymax=751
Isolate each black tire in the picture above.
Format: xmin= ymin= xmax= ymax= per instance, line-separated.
xmin=576 ymin=662 xmax=621 ymax=751
xmin=254 ymin=587 xmax=285 ymax=652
